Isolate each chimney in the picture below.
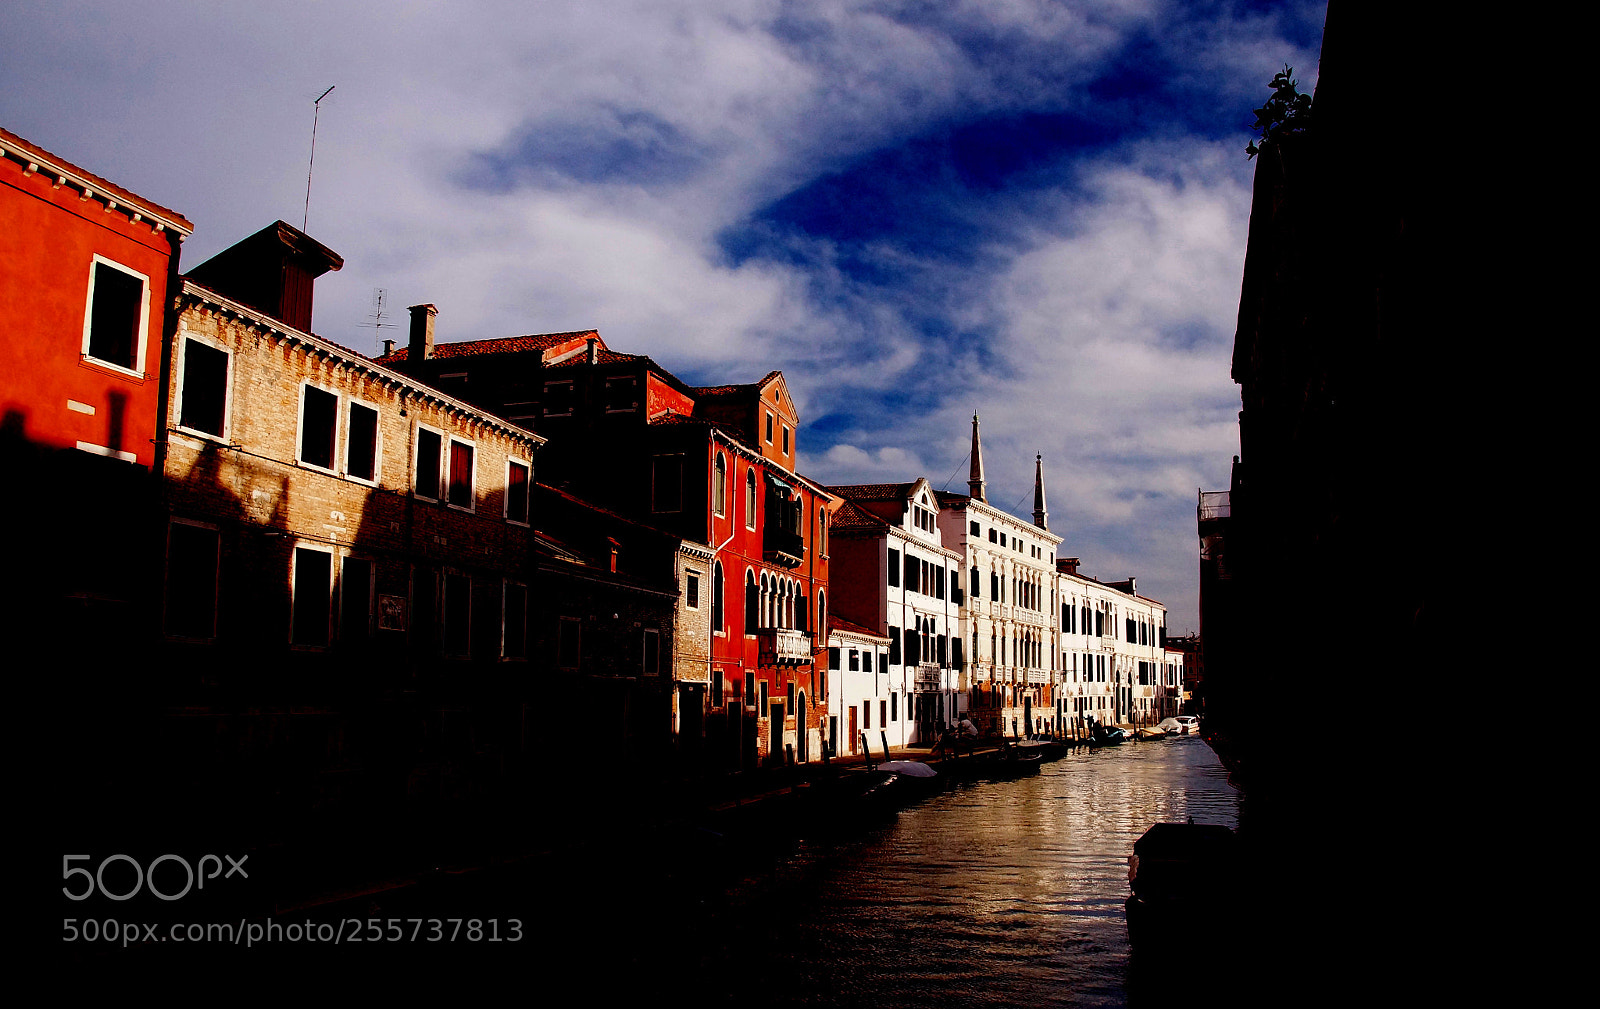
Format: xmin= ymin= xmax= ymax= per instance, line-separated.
xmin=408 ymin=304 xmax=437 ymax=364
xmin=587 ymin=336 xmax=599 ymax=365
xmin=381 ymin=339 xmax=395 ymax=357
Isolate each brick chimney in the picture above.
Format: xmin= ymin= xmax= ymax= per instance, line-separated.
xmin=587 ymin=336 xmax=599 ymax=365
xmin=408 ymin=304 xmax=437 ymax=363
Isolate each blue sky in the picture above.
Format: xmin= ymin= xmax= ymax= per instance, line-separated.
xmin=1 ymin=0 xmax=1327 ymax=629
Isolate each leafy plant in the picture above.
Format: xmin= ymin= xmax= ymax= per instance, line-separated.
xmin=1245 ymin=65 xmax=1312 ymax=159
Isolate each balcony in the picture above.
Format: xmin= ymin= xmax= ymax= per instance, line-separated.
xmin=763 ymin=527 xmax=805 ymax=568
xmin=914 ymin=662 xmax=941 ymax=691
xmin=757 ymin=627 xmax=812 ymax=666
xmin=1026 ymin=668 xmax=1048 ymax=684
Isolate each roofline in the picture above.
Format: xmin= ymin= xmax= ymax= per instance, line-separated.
xmin=180 ymin=279 xmax=545 ymax=447
xmin=1 ymin=128 xmax=193 ymax=237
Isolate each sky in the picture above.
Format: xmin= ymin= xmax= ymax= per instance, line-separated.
xmin=2 ymin=0 xmax=1327 ymax=630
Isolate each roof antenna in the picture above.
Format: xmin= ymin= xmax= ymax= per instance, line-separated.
xmin=303 ymin=85 xmax=335 ymax=232
xmin=361 ymin=287 xmax=396 ymax=353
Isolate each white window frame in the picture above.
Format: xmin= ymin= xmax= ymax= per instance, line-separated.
xmin=745 ymin=468 xmax=757 ymax=530
xmin=446 ymin=435 xmax=477 ymax=512
xmin=504 ymin=456 xmax=532 ymax=526
xmin=289 ymin=541 xmax=338 ymax=650
xmin=81 ymin=254 xmax=151 ymax=378
xmin=413 ymin=422 xmax=445 ymax=502
xmin=172 ymin=330 xmax=233 ymax=443
xmin=713 ymin=453 xmax=727 ymax=517
xmin=296 ymin=380 xmax=341 ymax=474
xmin=685 ymin=568 xmax=702 ymax=611
xmin=343 ymin=395 xmax=382 ymax=487
xmin=765 ymin=411 xmax=774 ymax=443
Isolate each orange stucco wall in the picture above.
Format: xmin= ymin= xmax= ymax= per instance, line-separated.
xmin=0 ymin=156 xmax=179 ymax=467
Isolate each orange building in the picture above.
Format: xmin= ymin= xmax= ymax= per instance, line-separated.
xmin=0 ymin=126 xmax=191 ymax=467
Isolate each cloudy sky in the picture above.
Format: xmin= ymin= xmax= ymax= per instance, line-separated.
xmin=2 ymin=0 xmax=1326 ymax=629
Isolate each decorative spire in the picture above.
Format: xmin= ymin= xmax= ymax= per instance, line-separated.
xmin=1033 ymin=453 xmax=1049 ymax=530
xmin=968 ymin=412 xmax=986 ymax=502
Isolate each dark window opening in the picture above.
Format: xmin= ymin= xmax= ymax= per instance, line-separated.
xmin=443 ymin=571 xmax=471 ymax=656
xmin=347 ymin=403 xmax=378 ymax=481
xmin=416 ymin=429 xmax=441 ymax=499
xmin=299 ymin=387 xmax=338 ymax=470
xmin=87 ymin=261 xmax=142 ymax=369
xmin=291 ymin=548 xmax=332 ymax=647
xmin=340 ymin=557 xmax=372 ymax=644
xmin=506 ymin=460 xmax=530 ymax=522
xmin=504 ymin=582 xmax=527 ymax=658
xmin=179 ymin=339 xmax=227 ymax=437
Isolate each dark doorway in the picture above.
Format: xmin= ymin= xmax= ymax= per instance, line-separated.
xmin=796 ymin=692 xmax=808 ymax=762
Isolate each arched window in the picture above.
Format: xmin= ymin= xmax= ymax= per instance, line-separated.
xmin=745 ymin=469 xmax=757 ymax=530
xmin=713 ymin=453 xmax=726 ymax=517
xmin=819 ymin=507 xmax=828 ymax=556
xmin=760 ymin=573 xmax=770 ymax=628
xmin=712 ymin=561 xmax=724 ymax=632
xmin=817 ymin=589 xmax=826 ymax=638
xmin=797 ymin=589 xmax=808 ymax=632
xmin=745 ymin=570 xmax=758 ymax=633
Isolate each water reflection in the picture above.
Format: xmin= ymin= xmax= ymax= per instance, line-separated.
xmin=697 ymin=737 xmax=1240 ymax=1007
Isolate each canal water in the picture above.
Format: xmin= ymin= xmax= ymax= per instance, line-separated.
xmin=630 ymin=735 xmax=1242 ymax=1006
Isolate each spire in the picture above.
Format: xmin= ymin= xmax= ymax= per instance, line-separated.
xmin=1033 ymin=453 xmax=1049 ymax=530
xmin=968 ymin=412 xmax=987 ymax=502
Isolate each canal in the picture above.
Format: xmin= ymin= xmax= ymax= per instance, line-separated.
xmin=580 ymin=735 xmax=1243 ymax=1006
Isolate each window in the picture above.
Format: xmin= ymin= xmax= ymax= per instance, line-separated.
xmin=989 ymin=529 xmax=997 ymax=543
xmin=862 ymin=701 xmax=871 ymax=731
xmin=849 ymin=649 xmax=860 ymax=671
xmin=685 ymin=570 xmax=701 ymax=610
xmin=890 ymin=693 xmax=898 ymax=721
xmin=558 ymin=616 xmax=581 ymax=669
xmin=604 ymin=376 xmax=639 ymax=413
xmin=339 ymin=557 xmax=373 ymax=643
xmin=503 ymin=581 xmax=527 ymax=659
xmin=713 ymin=454 xmax=727 ymax=517
xmin=415 ymin=427 xmax=442 ymax=500
xmin=745 ymin=470 xmax=757 ymax=529
xmin=744 ymin=571 xmax=758 ymax=633
xmin=829 ymin=647 xmax=840 ymax=669
xmin=291 ymin=546 xmax=333 ymax=647
xmin=819 ymin=508 xmax=828 ymax=555
xmin=448 ymin=439 xmax=475 ymax=509
xmin=970 ymin=521 xmax=979 ymax=535
xmin=971 ymin=567 xmax=980 ymax=598
xmin=176 ymin=337 xmax=229 ymax=438
xmin=642 ymin=628 xmax=660 ymax=675
xmin=782 ymin=425 xmax=790 ymax=455
xmin=298 ymin=385 xmax=338 ymax=471
xmin=904 ymin=553 xmax=918 ymax=593
xmin=652 ymin=454 xmax=683 ymax=512
xmin=164 ymin=520 xmax=219 ymax=639
xmin=543 ymin=380 xmax=574 ymax=417
xmin=745 ymin=672 xmax=755 ymax=705
xmin=888 ymin=548 xmax=900 ymax=587
xmin=765 ymin=412 xmax=774 ymax=442
xmin=888 ymin=626 xmax=901 ymax=665
xmin=712 ymin=562 xmax=724 ymax=632
xmin=83 ymin=257 xmax=148 ymax=373
xmin=346 ymin=402 xmax=379 ymax=482
xmin=443 ymin=571 xmax=471 ymax=656
xmin=506 ymin=459 xmax=530 ymax=523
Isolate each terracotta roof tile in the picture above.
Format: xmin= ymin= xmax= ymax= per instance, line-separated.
xmin=371 ymin=330 xmax=600 ymax=365
xmin=829 ymin=614 xmax=885 ymax=639
xmin=830 ymin=499 xmax=888 ymax=532
xmin=828 ymin=482 xmax=917 ymax=502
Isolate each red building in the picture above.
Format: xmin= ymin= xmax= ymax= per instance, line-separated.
xmin=380 ymin=319 xmax=836 ymax=767
xmin=1 ymin=126 xmax=191 ymax=467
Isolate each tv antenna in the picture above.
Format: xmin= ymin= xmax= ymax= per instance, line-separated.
xmin=362 ymin=287 xmax=397 ymax=351
xmin=302 ymin=85 xmax=335 ymax=232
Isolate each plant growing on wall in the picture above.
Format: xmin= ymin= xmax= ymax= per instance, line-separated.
xmin=1245 ymin=65 xmax=1312 ymax=159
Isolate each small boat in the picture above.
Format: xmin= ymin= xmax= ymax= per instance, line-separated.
xmin=1125 ymin=821 xmax=1240 ymax=946
xmin=1091 ymin=725 xmax=1127 ymax=745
